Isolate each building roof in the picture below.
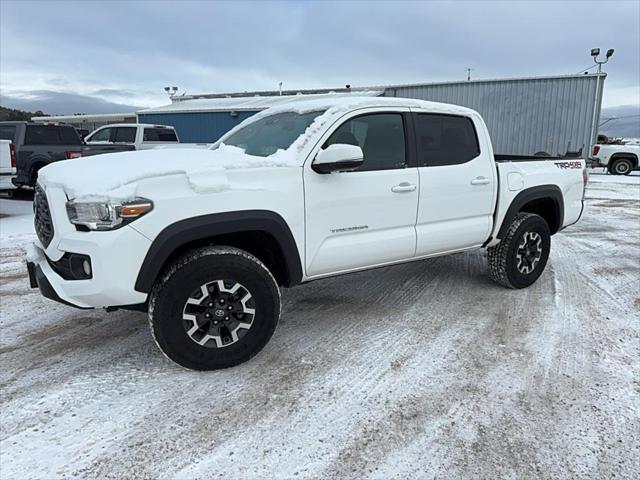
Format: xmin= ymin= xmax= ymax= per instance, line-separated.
xmin=137 ymin=91 xmax=383 ymax=115
xmin=31 ymin=112 xmax=136 ymax=123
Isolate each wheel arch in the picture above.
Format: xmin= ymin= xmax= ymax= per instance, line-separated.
xmin=134 ymin=210 xmax=303 ymax=293
xmin=497 ymin=185 xmax=564 ymax=239
xmin=28 ymin=156 xmax=51 ymax=184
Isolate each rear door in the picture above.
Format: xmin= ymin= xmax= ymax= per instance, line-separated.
xmin=413 ymin=111 xmax=496 ymax=255
xmin=304 ymin=108 xmax=419 ymax=277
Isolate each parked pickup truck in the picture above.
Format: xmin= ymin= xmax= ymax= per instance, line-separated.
xmin=0 ymin=122 xmax=136 ymax=188
xmin=591 ymin=142 xmax=639 ymax=175
xmin=27 ymin=97 xmax=587 ymax=370
xmin=84 ymin=123 xmax=210 ymax=151
xmin=0 ymin=139 xmax=16 ymax=194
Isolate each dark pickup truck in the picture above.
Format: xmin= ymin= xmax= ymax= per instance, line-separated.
xmin=0 ymin=122 xmax=135 ymax=187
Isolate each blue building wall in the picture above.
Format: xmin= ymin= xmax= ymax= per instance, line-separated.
xmin=137 ymin=110 xmax=260 ymax=143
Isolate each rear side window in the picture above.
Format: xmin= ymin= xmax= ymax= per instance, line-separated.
xmin=59 ymin=126 xmax=81 ymax=144
xmin=114 ymin=127 xmax=136 ymax=143
xmin=143 ymin=128 xmax=177 ymax=142
xmin=25 ymin=125 xmax=80 ymax=145
xmin=414 ymin=114 xmax=480 ymax=166
xmin=0 ymin=125 xmax=16 ymax=142
xmin=323 ymin=113 xmax=406 ymax=172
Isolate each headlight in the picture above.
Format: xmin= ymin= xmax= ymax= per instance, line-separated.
xmin=66 ymin=197 xmax=153 ymax=231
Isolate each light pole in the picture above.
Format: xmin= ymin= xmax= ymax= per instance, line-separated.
xmin=588 ymin=48 xmax=614 ymax=156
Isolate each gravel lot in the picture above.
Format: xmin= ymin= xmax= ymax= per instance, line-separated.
xmin=1 ymin=173 xmax=638 ymax=480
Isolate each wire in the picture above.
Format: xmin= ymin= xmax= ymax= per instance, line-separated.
xmin=576 ymin=64 xmax=598 ymax=74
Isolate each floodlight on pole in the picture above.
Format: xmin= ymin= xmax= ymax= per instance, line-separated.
xmin=164 ymin=86 xmax=180 ymax=98
xmin=591 ymin=47 xmax=615 ymax=74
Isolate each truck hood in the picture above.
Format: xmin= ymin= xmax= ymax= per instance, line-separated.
xmin=38 ymin=145 xmax=298 ymax=201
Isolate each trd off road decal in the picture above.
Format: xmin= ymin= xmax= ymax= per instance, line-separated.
xmin=554 ymin=161 xmax=582 ymax=169
xmin=330 ymin=225 xmax=369 ymax=234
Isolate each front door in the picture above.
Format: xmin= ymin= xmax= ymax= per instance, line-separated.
xmin=304 ymin=111 xmax=419 ymax=277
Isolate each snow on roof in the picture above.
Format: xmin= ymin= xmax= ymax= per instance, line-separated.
xmin=137 ymin=91 xmax=384 ymax=114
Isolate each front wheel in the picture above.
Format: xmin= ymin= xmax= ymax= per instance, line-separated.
xmin=487 ymin=212 xmax=551 ymax=289
xmin=148 ymin=246 xmax=281 ymax=370
xmin=609 ymin=158 xmax=633 ymax=176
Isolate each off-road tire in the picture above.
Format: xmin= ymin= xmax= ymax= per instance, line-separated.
xmin=148 ymin=246 xmax=281 ymax=370
xmin=487 ymin=212 xmax=551 ymax=289
xmin=609 ymin=158 xmax=633 ymax=176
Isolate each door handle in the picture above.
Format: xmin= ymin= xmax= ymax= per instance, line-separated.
xmin=470 ymin=176 xmax=490 ymax=186
xmin=391 ymin=182 xmax=417 ymax=193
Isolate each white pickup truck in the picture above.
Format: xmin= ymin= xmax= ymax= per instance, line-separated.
xmin=84 ymin=123 xmax=209 ymax=151
xmin=0 ymin=139 xmax=17 ymax=194
xmin=27 ymin=97 xmax=587 ymax=370
xmin=591 ymin=142 xmax=639 ymax=175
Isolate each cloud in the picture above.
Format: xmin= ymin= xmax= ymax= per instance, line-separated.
xmin=0 ymin=91 xmax=141 ymax=115
xmin=1 ymin=0 xmax=638 ymax=109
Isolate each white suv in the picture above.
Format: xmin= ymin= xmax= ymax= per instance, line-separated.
xmin=27 ymin=96 xmax=586 ymax=370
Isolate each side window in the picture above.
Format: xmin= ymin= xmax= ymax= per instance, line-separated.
xmin=25 ymin=125 xmax=62 ymax=145
xmin=415 ymin=114 xmax=480 ymax=166
xmin=59 ymin=126 xmax=81 ymax=145
xmin=87 ymin=128 xmax=113 ymax=142
xmin=114 ymin=127 xmax=136 ymax=143
xmin=143 ymin=128 xmax=178 ymax=142
xmin=323 ymin=113 xmax=406 ymax=172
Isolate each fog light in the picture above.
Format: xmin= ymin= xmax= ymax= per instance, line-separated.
xmin=82 ymin=259 xmax=91 ymax=276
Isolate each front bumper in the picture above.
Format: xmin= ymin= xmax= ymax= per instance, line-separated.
xmin=27 ymin=261 xmax=92 ymax=309
xmin=27 ymin=220 xmax=152 ymax=309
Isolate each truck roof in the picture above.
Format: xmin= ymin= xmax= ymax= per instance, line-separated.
xmin=93 ymin=123 xmax=176 ymax=129
xmin=261 ymin=95 xmax=479 ymax=117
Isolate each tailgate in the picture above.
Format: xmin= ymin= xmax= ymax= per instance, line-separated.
xmin=0 ymin=140 xmax=14 ymax=173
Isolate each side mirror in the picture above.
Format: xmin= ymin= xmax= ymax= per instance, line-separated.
xmin=312 ymin=144 xmax=364 ymax=174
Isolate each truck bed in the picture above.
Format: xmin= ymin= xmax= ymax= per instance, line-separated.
xmin=488 ymin=156 xmax=586 ymax=246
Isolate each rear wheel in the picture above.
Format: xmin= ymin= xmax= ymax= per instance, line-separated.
xmin=487 ymin=212 xmax=551 ymax=289
xmin=148 ymin=246 xmax=281 ymax=370
xmin=609 ymin=158 xmax=633 ymax=176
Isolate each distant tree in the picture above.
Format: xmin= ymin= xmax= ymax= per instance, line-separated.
xmin=0 ymin=106 xmax=49 ymax=121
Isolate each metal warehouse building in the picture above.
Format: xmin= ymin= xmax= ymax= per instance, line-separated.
xmin=382 ymin=74 xmax=605 ymax=157
xmin=137 ymin=73 xmax=605 ymax=157
xmin=144 ymin=74 xmax=603 ymax=156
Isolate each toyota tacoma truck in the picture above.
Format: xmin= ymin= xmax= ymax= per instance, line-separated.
xmin=26 ymin=97 xmax=587 ymax=370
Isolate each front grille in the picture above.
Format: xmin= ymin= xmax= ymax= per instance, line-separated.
xmin=34 ymin=185 xmax=54 ymax=248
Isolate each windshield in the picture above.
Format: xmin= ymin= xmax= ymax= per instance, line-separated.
xmin=217 ymin=110 xmax=325 ymax=157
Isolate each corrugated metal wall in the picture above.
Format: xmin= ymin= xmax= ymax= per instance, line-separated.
xmin=137 ymin=111 xmax=259 ymax=143
xmin=384 ymin=74 xmax=605 ymax=157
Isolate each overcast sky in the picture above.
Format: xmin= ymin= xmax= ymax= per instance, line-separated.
xmin=1 ymin=0 xmax=639 ymax=114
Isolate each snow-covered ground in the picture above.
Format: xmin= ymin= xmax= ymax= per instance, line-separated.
xmin=1 ymin=173 xmax=638 ymax=479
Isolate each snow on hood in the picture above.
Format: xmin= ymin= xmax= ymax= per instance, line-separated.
xmin=38 ymin=145 xmax=296 ymax=202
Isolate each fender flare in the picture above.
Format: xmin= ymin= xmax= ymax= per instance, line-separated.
xmin=496 ymin=185 xmax=564 ymax=239
xmin=134 ymin=210 xmax=303 ymax=293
